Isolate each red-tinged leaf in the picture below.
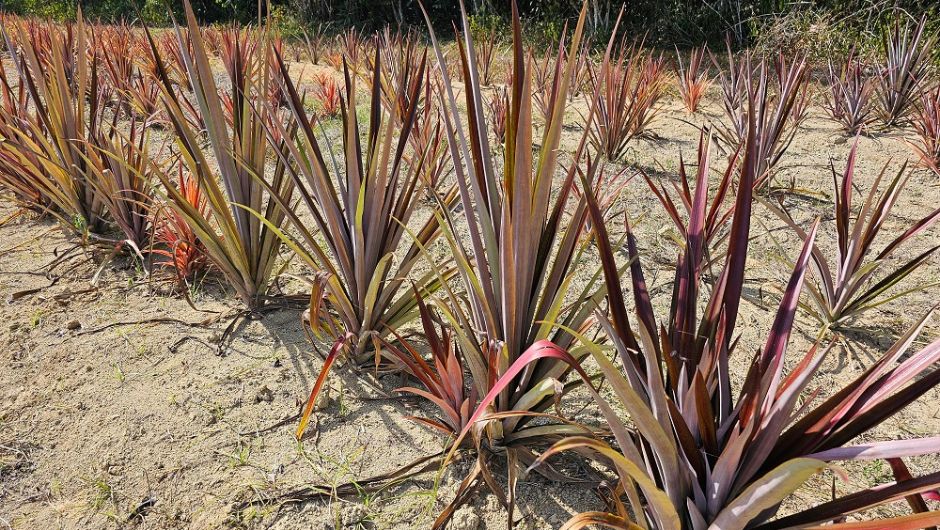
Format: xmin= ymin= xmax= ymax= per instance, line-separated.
xmin=758 ymin=220 xmax=819 ymax=384
xmin=705 ymin=145 xmax=739 ymax=241
xmin=665 ymin=397 xmax=706 ymax=480
xmin=691 ymin=371 xmax=717 ymax=454
xmin=579 ymin=167 xmax=640 ymax=358
xmin=802 ymin=511 xmax=940 ymax=530
xmin=735 ymin=220 xmax=821 ymax=473
xmin=836 ymin=139 xmax=859 ymax=260
xmin=671 ymin=133 xmax=711 ymax=361
xmin=446 ymin=340 xmax=593 ymax=459
xmin=820 ymin=366 xmax=940 ymax=453
xmin=754 ymin=470 xmax=940 ymax=530
xmin=846 ymin=245 xmax=940 ymax=316
xmin=431 ymin=460 xmax=482 ymax=530
xmin=407 ymin=416 xmax=458 ymax=436
xmin=889 ymin=458 xmax=938 ymax=515
xmin=533 ymin=436 xmax=681 ymax=528
xmin=558 ymin=512 xmax=645 ymax=530
xmin=643 ymin=171 xmax=684 ymax=233
xmin=296 ymin=333 xmax=354 ymax=439
xmin=776 ymin=341 xmax=823 ymax=398
xmin=383 ymin=335 xmax=440 ymax=392
xmin=703 ymin=86 xmax=757 ymax=343
xmin=773 ymin=311 xmax=936 ymax=459
xmin=821 ymin=325 xmax=940 ymax=442
xmin=865 ymin=318 xmax=940 ymax=403
xmin=808 ymin=437 xmax=940 ymax=461
xmin=623 ymin=214 xmax=657 ymax=355
xmin=712 ymin=458 xmax=828 ymax=530
xmin=397 ymin=386 xmax=462 ymax=432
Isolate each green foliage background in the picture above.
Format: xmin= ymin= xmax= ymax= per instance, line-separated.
xmin=0 ymin=0 xmax=261 ymax=24
xmin=0 ymin=0 xmax=937 ymax=52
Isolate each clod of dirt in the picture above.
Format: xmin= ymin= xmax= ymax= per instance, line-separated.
xmin=340 ymin=503 xmax=368 ymax=527
xmin=313 ymin=383 xmax=331 ymax=411
xmin=65 ymin=320 xmax=81 ymax=330
xmin=482 ymin=495 xmax=502 ymax=514
xmin=255 ymin=385 xmax=274 ymax=404
xmin=449 ymin=507 xmax=480 ymax=530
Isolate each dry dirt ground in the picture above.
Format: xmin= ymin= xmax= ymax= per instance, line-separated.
xmin=1 ymin=63 xmax=939 ymax=530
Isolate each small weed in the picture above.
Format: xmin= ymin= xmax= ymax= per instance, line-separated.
xmin=227 ymin=441 xmax=253 ymax=468
xmin=29 ymin=309 xmax=44 ymax=328
xmin=86 ymin=477 xmax=120 ymax=521
xmin=861 ymin=459 xmax=892 ymax=485
xmin=110 ymin=362 xmax=126 ymax=383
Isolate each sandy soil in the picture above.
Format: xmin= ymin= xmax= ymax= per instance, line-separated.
xmin=1 ymin=60 xmax=939 ymax=530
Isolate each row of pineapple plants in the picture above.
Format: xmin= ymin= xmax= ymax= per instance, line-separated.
xmin=0 ymin=1 xmax=939 ymax=528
